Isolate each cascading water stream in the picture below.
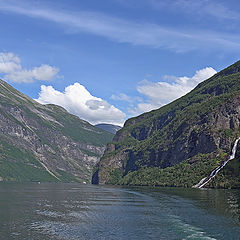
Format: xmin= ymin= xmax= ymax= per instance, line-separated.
xmin=193 ymin=137 xmax=240 ymax=189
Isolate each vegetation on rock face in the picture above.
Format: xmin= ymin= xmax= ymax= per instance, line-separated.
xmin=0 ymin=139 xmax=57 ymax=182
xmin=93 ymin=60 xmax=240 ymax=188
xmin=0 ymin=80 xmax=113 ymax=183
xmin=206 ymin=146 xmax=240 ymax=189
xmin=106 ymin=152 xmax=227 ymax=187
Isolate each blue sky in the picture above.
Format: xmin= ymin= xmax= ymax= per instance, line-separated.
xmin=0 ymin=0 xmax=240 ymax=125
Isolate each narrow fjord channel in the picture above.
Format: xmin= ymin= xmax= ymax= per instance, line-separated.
xmin=1 ymin=183 xmax=240 ymax=240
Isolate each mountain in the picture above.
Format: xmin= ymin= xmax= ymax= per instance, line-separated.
xmin=92 ymin=60 xmax=240 ymax=188
xmin=0 ymin=79 xmax=113 ymax=183
xmin=95 ymin=123 xmax=122 ymax=134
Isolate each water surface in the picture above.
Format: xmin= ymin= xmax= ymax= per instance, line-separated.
xmin=1 ymin=183 xmax=240 ymax=239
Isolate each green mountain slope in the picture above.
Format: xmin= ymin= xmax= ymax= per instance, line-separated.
xmin=93 ymin=60 xmax=240 ymax=188
xmin=0 ymin=80 xmax=113 ymax=183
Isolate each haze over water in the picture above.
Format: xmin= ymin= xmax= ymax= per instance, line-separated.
xmin=1 ymin=183 xmax=240 ymax=240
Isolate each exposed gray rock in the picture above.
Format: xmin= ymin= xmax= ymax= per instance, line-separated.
xmin=0 ymin=80 xmax=113 ymax=182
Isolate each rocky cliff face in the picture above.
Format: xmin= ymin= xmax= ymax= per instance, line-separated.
xmin=0 ymin=80 xmax=113 ymax=183
xmin=93 ymin=61 xmax=240 ymax=187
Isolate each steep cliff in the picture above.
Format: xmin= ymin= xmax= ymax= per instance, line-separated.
xmin=0 ymin=80 xmax=113 ymax=183
xmin=93 ymin=61 xmax=240 ymax=187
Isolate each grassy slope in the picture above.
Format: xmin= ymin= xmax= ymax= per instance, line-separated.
xmin=115 ymin=69 xmax=240 ymax=155
xmin=0 ymin=80 xmax=113 ymax=182
xmin=98 ymin=61 xmax=240 ymax=186
xmin=0 ymin=138 xmax=57 ymax=182
xmin=44 ymin=104 xmax=113 ymax=146
xmin=0 ymin=80 xmax=113 ymax=147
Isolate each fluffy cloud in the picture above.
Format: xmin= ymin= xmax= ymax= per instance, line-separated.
xmin=0 ymin=52 xmax=59 ymax=83
xmin=128 ymin=103 xmax=158 ymax=115
xmin=0 ymin=52 xmax=21 ymax=73
xmin=36 ymin=83 xmax=126 ymax=125
xmin=131 ymin=67 xmax=217 ymax=115
xmin=111 ymin=93 xmax=133 ymax=102
xmin=111 ymin=93 xmax=142 ymax=103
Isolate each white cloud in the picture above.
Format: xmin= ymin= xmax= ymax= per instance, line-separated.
xmin=128 ymin=102 xmax=158 ymax=115
xmin=0 ymin=52 xmax=21 ymax=73
xmin=131 ymin=67 xmax=217 ymax=115
xmin=111 ymin=93 xmax=134 ymax=102
xmin=1 ymin=1 xmax=240 ymax=52
xmin=0 ymin=52 xmax=59 ymax=83
xmin=36 ymin=83 xmax=126 ymax=126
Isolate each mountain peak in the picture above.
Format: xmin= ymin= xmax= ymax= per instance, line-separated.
xmin=0 ymin=80 xmax=114 ymax=183
xmin=93 ymin=60 xmax=240 ymax=187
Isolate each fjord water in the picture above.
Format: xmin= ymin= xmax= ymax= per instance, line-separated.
xmin=1 ymin=184 xmax=240 ymax=240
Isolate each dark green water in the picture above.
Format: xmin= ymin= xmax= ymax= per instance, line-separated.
xmin=1 ymin=183 xmax=240 ymax=239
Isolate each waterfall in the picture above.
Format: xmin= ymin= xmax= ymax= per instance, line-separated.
xmin=193 ymin=137 xmax=240 ymax=189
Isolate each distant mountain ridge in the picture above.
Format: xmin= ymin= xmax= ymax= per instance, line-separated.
xmin=95 ymin=123 xmax=122 ymax=134
xmin=93 ymin=60 xmax=240 ymax=188
xmin=0 ymin=79 xmax=113 ymax=183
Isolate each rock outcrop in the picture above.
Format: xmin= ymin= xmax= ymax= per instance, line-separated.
xmin=0 ymin=80 xmax=113 ymax=183
xmin=93 ymin=60 xmax=240 ymax=187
